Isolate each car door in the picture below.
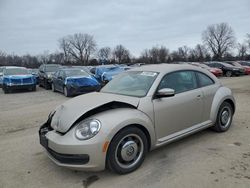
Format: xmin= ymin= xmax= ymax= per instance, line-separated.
xmin=153 ymin=70 xmax=204 ymax=140
xmin=52 ymin=71 xmax=59 ymax=90
xmin=57 ymin=70 xmax=65 ymax=92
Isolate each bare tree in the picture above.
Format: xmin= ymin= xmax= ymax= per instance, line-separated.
xmin=37 ymin=50 xmax=50 ymax=64
xmin=140 ymin=49 xmax=151 ymax=64
xmin=157 ymin=46 xmax=169 ymax=63
xmin=140 ymin=46 xmax=169 ymax=64
xmin=59 ymin=33 xmax=97 ymax=65
xmin=189 ymin=44 xmax=210 ymax=62
xmin=98 ymin=47 xmax=111 ymax=62
xmin=59 ymin=38 xmax=71 ymax=63
xmin=177 ymin=46 xmax=190 ymax=61
xmin=113 ymin=45 xmax=130 ymax=64
xmin=237 ymin=43 xmax=248 ymax=60
xmin=202 ymin=23 xmax=236 ymax=60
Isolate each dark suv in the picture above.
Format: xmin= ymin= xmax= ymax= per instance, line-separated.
xmin=38 ymin=64 xmax=61 ymax=89
xmin=206 ymin=62 xmax=245 ymax=77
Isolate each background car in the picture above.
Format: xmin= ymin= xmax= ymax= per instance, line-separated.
xmin=38 ymin=64 xmax=61 ymax=89
xmin=190 ymin=62 xmax=223 ymax=77
xmin=206 ymin=61 xmax=245 ymax=77
xmin=51 ymin=68 xmax=101 ymax=97
xmin=2 ymin=66 xmax=36 ymax=93
xmin=28 ymin=68 xmax=39 ymax=84
xmin=237 ymin=61 xmax=250 ymax=67
xmin=0 ymin=66 xmax=5 ymax=87
xmin=101 ymin=66 xmax=131 ymax=83
xmin=40 ymin=64 xmax=235 ymax=174
xmin=226 ymin=61 xmax=250 ymax=75
xmin=94 ymin=65 xmax=118 ymax=82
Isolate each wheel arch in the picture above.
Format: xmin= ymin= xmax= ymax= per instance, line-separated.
xmin=210 ymin=86 xmax=235 ymax=122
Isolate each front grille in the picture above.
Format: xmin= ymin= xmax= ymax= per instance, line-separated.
xmin=23 ymin=77 xmax=33 ymax=84
xmin=11 ymin=79 xmax=21 ymax=85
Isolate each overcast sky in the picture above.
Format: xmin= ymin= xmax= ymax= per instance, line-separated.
xmin=0 ymin=0 xmax=249 ymax=57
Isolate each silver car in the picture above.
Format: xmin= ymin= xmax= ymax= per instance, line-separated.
xmin=39 ymin=64 xmax=235 ymax=174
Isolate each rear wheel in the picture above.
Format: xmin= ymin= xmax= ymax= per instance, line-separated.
xmin=107 ymin=127 xmax=148 ymax=174
xmin=211 ymin=101 xmax=233 ymax=132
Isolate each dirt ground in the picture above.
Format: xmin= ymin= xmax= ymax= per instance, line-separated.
xmin=0 ymin=76 xmax=250 ymax=188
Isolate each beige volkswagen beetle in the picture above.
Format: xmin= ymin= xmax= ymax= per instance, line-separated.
xmin=39 ymin=64 xmax=235 ymax=174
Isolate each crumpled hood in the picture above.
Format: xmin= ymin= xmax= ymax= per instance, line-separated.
xmin=50 ymin=92 xmax=140 ymax=133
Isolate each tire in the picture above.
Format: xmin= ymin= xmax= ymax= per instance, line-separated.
xmin=225 ymin=71 xmax=232 ymax=77
xmin=107 ymin=127 xmax=148 ymax=174
xmin=51 ymin=83 xmax=55 ymax=92
xmin=3 ymin=87 xmax=9 ymax=94
xmin=63 ymin=86 xmax=70 ymax=97
xmin=44 ymin=79 xmax=50 ymax=90
xmin=32 ymin=85 xmax=36 ymax=91
xmin=211 ymin=101 xmax=233 ymax=132
xmin=38 ymin=79 xmax=42 ymax=87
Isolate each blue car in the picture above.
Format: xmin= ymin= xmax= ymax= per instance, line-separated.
xmin=51 ymin=68 xmax=101 ymax=97
xmin=95 ymin=65 xmax=131 ymax=83
xmin=2 ymin=67 xmax=36 ymax=93
xmin=0 ymin=66 xmax=4 ymax=87
xmin=100 ymin=66 xmax=131 ymax=83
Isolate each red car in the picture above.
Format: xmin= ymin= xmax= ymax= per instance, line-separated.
xmin=226 ymin=61 xmax=250 ymax=75
xmin=191 ymin=62 xmax=223 ymax=77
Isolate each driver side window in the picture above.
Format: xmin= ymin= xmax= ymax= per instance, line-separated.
xmin=159 ymin=71 xmax=198 ymax=94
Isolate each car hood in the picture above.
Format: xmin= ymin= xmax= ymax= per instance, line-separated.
xmin=50 ymin=92 xmax=140 ymax=133
xmin=66 ymin=76 xmax=100 ymax=86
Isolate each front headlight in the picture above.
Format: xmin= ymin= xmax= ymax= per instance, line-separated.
xmin=75 ymin=119 xmax=101 ymax=140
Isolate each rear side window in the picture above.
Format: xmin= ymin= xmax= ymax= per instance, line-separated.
xmin=196 ymin=72 xmax=214 ymax=87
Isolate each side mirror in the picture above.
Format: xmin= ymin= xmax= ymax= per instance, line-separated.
xmin=156 ymin=88 xmax=175 ymax=98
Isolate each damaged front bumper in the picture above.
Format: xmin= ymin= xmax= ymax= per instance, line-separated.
xmin=38 ymin=118 xmax=107 ymax=171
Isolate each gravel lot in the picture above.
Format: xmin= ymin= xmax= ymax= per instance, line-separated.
xmin=0 ymin=76 xmax=250 ymax=188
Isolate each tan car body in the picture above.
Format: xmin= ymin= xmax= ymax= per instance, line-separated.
xmin=40 ymin=64 xmax=235 ymax=171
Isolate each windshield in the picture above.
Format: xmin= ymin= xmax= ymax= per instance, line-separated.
xmin=45 ymin=65 xmax=60 ymax=72
xmin=4 ymin=68 xmax=29 ymax=75
xmin=101 ymin=71 xmax=158 ymax=97
xmin=65 ymin=69 xmax=89 ymax=77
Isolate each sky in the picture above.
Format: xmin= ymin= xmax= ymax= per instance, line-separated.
xmin=0 ymin=0 xmax=249 ymax=57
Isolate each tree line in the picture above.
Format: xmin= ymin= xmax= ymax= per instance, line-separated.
xmin=0 ymin=22 xmax=250 ymax=68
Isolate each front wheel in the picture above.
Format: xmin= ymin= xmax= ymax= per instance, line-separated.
xmin=44 ymin=79 xmax=50 ymax=90
xmin=225 ymin=71 xmax=232 ymax=77
xmin=107 ymin=127 xmax=148 ymax=174
xmin=51 ymin=83 xmax=55 ymax=92
xmin=63 ymin=86 xmax=70 ymax=97
xmin=211 ymin=101 xmax=233 ymax=132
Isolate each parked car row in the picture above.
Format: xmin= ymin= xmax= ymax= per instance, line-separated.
xmin=1 ymin=61 xmax=250 ymax=95
xmin=188 ymin=61 xmax=250 ymax=77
